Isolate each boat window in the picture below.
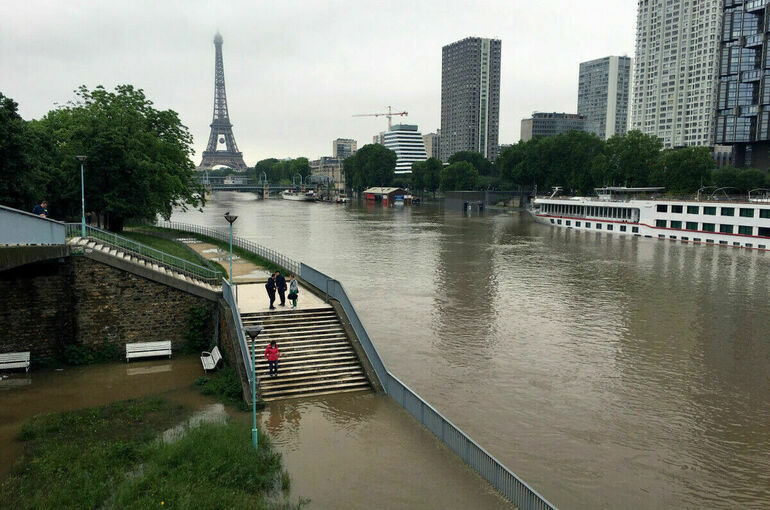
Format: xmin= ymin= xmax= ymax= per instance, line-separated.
xmin=719 ymin=240 xmax=728 ymax=245
xmin=733 ymin=242 xmax=741 ymax=246
xmin=758 ymin=227 xmax=770 ymax=237
xmin=656 ymin=204 xmax=668 ymax=213
xmin=702 ymin=223 xmax=716 ymax=232
xmin=632 ymin=226 xmax=639 ymax=233
xmin=550 ymin=219 xmax=554 ymax=224
xmin=720 ymin=224 xmax=734 ymax=234
xmin=703 ymin=207 xmax=717 ymax=215
xmin=576 ymin=221 xmax=581 ymax=227
xmin=658 ymin=234 xmax=665 ymax=238
xmin=686 ymin=221 xmax=698 ymax=230
xmin=566 ymin=220 xmax=571 ymax=226
xmin=620 ymin=225 xmax=627 ymax=232
xmin=706 ymin=239 xmax=714 ymax=243
xmin=739 ymin=226 xmax=753 ymax=235
xmin=670 ymin=220 xmax=682 ymax=229
xmin=656 ymin=219 xmax=667 ymax=227
xmin=760 ymin=245 xmax=767 ymax=249
xmin=596 ymin=224 xmax=602 ymax=230
xmin=585 ymin=222 xmax=591 ymax=228
xmin=607 ymin=224 xmax=614 ymax=231
xmin=557 ymin=219 xmax=562 ymax=225
xmin=670 ymin=236 xmax=677 ymax=239
xmin=721 ymin=207 xmax=735 ymax=216
xmin=687 ymin=205 xmax=699 ymax=214
xmin=740 ymin=208 xmax=754 ymax=218
xmin=694 ymin=238 xmax=701 ymax=242
xmin=671 ymin=205 xmax=683 ymax=213
xmin=681 ymin=237 xmax=689 ymax=241
xmin=746 ymin=243 xmax=753 ymax=247
xmin=760 ymin=209 xmax=770 ymax=219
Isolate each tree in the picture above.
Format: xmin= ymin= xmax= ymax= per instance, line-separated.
xmin=37 ymin=85 xmax=203 ymax=231
xmin=410 ymin=157 xmax=442 ymax=196
xmin=0 ymin=92 xmax=44 ymax=210
xmin=410 ymin=160 xmax=426 ymax=192
xmin=712 ymin=166 xmax=770 ymax=192
xmin=343 ymin=144 xmax=396 ymax=192
xmin=448 ymin=151 xmax=495 ymax=176
xmin=441 ymin=161 xmax=478 ymax=191
xmin=651 ymin=146 xmax=714 ymax=193
xmin=604 ymin=130 xmax=663 ymax=186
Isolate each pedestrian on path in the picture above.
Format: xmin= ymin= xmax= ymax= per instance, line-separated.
xmin=32 ymin=200 xmax=48 ymax=218
xmin=264 ymin=340 xmax=280 ymax=377
xmin=265 ymin=273 xmax=276 ymax=310
xmin=288 ymin=274 xmax=299 ymax=308
xmin=275 ymin=271 xmax=287 ymax=307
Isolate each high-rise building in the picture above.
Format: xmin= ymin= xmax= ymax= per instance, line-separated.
xmin=333 ymin=138 xmax=357 ymax=160
xmin=520 ymin=112 xmax=592 ymax=142
xmin=578 ymin=56 xmax=631 ymax=140
xmin=631 ymin=0 xmax=722 ymax=148
xmin=372 ymin=132 xmax=385 ymax=145
xmin=440 ymin=37 xmax=501 ymax=162
xmin=384 ymin=124 xmax=428 ymax=174
xmin=715 ymin=2 xmax=770 ymax=169
xmin=423 ymin=130 xmax=441 ymax=159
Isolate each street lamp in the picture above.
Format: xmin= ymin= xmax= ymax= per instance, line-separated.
xmin=224 ymin=212 xmax=238 ymax=284
xmin=244 ymin=325 xmax=264 ymax=451
xmin=75 ymin=155 xmax=87 ymax=237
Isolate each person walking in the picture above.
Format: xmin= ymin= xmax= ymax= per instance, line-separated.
xmin=275 ymin=271 xmax=287 ymax=307
xmin=265 ymin=273 xmax=276 ymax=310
xmin=264 ymin=340 xmax=280 ymax=377
xmin=32 ymin=200 xmax=48 ymax=218
xmin=288 ymin=274 xmax=299 ymax=309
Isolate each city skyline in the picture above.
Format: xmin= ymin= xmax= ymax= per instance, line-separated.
xmin=1 ymin=1 xmax=636 ymax=164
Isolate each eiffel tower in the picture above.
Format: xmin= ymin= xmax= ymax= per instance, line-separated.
xmin=198 ymin=32 xmax=248 ymax=171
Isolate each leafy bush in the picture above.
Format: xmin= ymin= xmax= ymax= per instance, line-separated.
xmin=63 ymin=342 xmax=123 ymax=365
xmin=183 ymin=306 xmax=211 ymax=353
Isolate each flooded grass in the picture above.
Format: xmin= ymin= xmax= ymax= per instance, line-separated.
xmin=0 ymin=397 xmax=303 ymax=509
xmin=195 ymin=365 xmax=266 ymax=411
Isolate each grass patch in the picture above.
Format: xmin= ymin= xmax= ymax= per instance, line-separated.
xmin=120 ymin=231 xmax=228 ymax=279
xmin=1 ymin=398 xmax=302 ymax=509
xmin=195 ymin=365 xmax=266 ymax=412
xmin=138 ymin=226 xmax=286 ymax=275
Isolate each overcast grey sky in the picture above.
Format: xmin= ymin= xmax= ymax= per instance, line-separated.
xmin=1 ymin=0 xmax=636 ymax=165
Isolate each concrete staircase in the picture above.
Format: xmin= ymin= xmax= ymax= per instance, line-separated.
xmin=241 ymin=307 xmax=371 ymax=401
xmin=67 ymin=237 xmax=220 ymax=291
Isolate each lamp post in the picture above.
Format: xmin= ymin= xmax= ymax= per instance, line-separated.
xmin=244 ymin=325 xmax=263 ymax=451
xmin=75 ymin=155 xmax=87 ymax=237
xmin=224 ymin=212 xmax=238 ymax=284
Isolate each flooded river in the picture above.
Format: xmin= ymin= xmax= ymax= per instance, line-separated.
xmin=172 ymin=193 xmax=770 ymax=509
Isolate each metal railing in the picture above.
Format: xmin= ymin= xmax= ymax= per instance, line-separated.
xmin=65 ymin=223 xmax=221 ymax=285
xmin=0 ymin=205 xmax=66 ymax=246
xmin=222 ymin=279 xmax=257 ymax=398
xmin=300 ymin=262 xmax=557 ymax=510
xmin=154 ymin=221 xmax=301 ymax=276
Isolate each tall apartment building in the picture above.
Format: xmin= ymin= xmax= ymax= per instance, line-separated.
xmin=631 ymin=0 xmax=722 ymax=148
xmin=384 ymin=124 xmax=428 ymax=174
xmin=715 ymin=1 xmax=770 ymax=169
xmin=578 ymin=56 xmax=631 ymax=139
xmin=440 ymin=37 xmax=501 ymax=162
xmin=520 ymin=112 xmax=592 ymax=142
xmin=422 ymin=130 xmax=441 ymax=159
xmin=332 ymin=138 xmax=357 ymax=160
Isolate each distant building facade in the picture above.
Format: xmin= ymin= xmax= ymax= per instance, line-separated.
xmin=440 ymin=37 xmax=501 ymax=162
xmin=422 ymin=130 xmax=441 ymax=159
xmin=578 ymin=56 xmax=631 ymax=140
xmin=715 ymin=1 xmax=770 ymax=169
xmin=631 ymin=0 xmax=722 ymax=148
xmin=384 ymin=124 xmax=428 ymax=174
xmin=520 ymin=112 xmax=591 ymax=142
xmin=310 ymin=156 xmax=345 ymax=193
xmin=332 ymin=138 xmax=357 ymax=160
xmin=372 ymin=132 xmax=385 ymax=145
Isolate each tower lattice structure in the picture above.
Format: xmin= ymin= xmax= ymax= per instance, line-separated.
xmin=198 ymin=32 xmax=248 ymax=171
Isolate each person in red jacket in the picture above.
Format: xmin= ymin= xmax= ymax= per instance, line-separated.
xmin=264 ymin=340 xmax=281 ymax=377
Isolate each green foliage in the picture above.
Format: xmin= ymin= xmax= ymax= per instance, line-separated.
xmin=183 ymin=306 xmax=211 ymax=353
xmin=411 ymin=157 xmax=442 ymax=196
xmin=63 ymin=342 xmax=122 ymax=365
xmin=441 ymin=161 xmax=479 ymax=191
xmin=342 ymin=144 xmax=397 ymax=192
xmin=252 ymin=157 xmax=310 ymax=185
xmin=602 ymin=130 xmax=664 ymax=187
xmin=0 ymin=93 xmax=46 ymax=210
xmin=651 ymin=146 xmax=714 ymax=194
xmin=3 ymin=398 xmax=302 ymax=509
xmin=447 ymin=151 xmax=496 ymax=176
xmin=121 ymin=230 xmax=227 ymax=278
xmin=712 ymin=166 xmax=770 ymax=192
xmin=195 ymin=366 xmax=265 ymax=411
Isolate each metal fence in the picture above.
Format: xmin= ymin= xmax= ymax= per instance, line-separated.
xmin=0 ymin=205 xmax=66 ymax=246
xmin=300 ymin=263 xmax=557 ymax=510
xmin=65 ymin=223 xmax=221 ymax=284
xmin=154 ymin=221 xmax=301 ymax=276
xmin=222 ymin=279 xmax=257 ymax=399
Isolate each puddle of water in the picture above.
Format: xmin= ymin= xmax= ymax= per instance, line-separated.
xmin=201 ymin=248 xmax=224 ymax=254
xmin=162 ymin=403 xmax=228 ymax=443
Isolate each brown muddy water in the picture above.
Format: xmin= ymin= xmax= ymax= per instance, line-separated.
xmin=0 ymin=358 xmax=512 ymax=509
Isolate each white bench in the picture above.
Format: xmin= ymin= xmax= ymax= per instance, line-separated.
xmin=126 ymin=341 xmax=172 ymax=362
xmin=200 ymin=346 xmax=222 ymax=372
xmin=0 ymin=351 xmax=30 ymax=372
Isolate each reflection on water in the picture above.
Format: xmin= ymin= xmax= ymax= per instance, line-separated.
xmin=173 ymin=193 xmax=770 ymax=509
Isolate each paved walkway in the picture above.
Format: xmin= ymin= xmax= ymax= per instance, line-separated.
xmin=234 ymin=282 xmax=330 ymax=313
xmin=177 ymin=238 xmax=270 ymax=283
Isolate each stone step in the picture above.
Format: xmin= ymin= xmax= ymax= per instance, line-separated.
xmin=255 ymin=356 xmax=358 ymax=371
xmin=255 ymin=325 xmax=344 ymax=337
xmin=261 ymin=380 xmax=370 ymax=399
xmin=256 ymin=365 xmax=364 ymax=379
xmin=273 ymin=347 xmax=355 ymax=360
xmin=260 ymin=375 xmax=369 ymax=396
xmin=261 ymin=386 xmax=370 ymax=402
xmin=255 ymin=338 xmax=349 ymax=350
xmin=255 ymin=318 xmax=341 ymax=330
xmin=259 ymin=369 xmax=364 ymax=387
xmin=241 ymin=307 xmax=333 ymax=319
xmin=252 ymin=330 xmax=347 ymax=341
xmin=242 ymin=313 xmax=337 ymax=324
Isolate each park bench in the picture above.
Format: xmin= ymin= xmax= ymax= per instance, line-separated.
xmin=200 ymin=346 xmax=222 ymax=372
xmin=0 ymin=351 xmax=31 ymax=372
xmin=126 ymin=341 xmax=172 ymax=362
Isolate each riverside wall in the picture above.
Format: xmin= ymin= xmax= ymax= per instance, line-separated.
xmin=0 ymin=256 xmax=216 ymax=364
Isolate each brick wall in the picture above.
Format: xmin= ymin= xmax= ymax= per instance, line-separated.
xmin=0 ymin=256 xmax=215 ymax=364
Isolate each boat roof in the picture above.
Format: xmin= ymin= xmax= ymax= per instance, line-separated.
xmin=363 ymin=187 xmax=404 ymax=194
xmin=595 ymin=186 xmax=665 ymax=193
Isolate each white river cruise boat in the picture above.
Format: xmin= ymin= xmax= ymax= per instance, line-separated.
xmin=531 ymin=187 xmax=770 ymax=251
xmin=281 ymin=189 xmax=316 ymax=201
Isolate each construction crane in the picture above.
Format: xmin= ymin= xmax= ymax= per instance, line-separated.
xmin=353 ymin=106 xmax=408 ymax=131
